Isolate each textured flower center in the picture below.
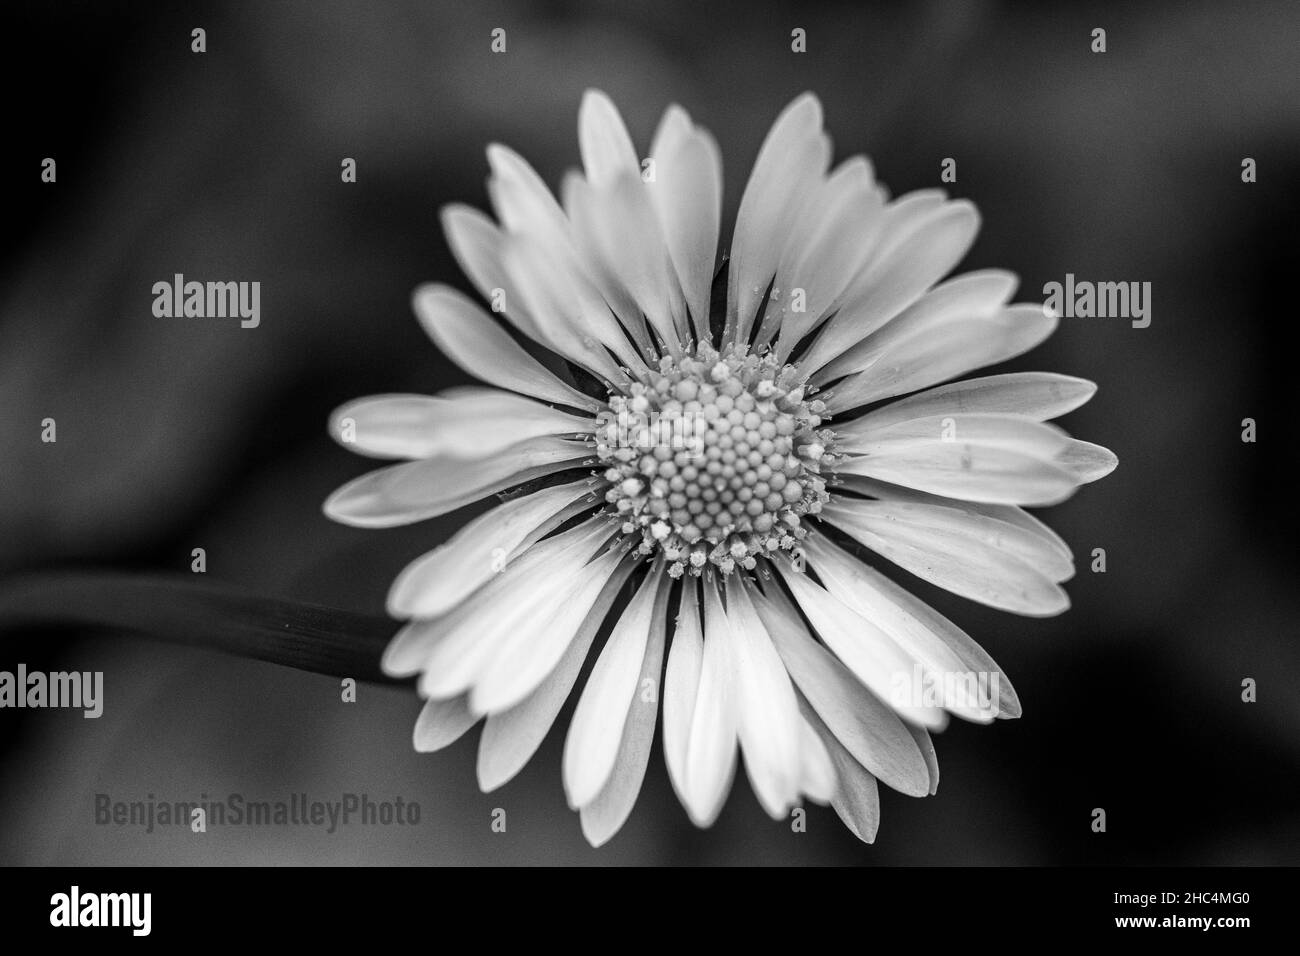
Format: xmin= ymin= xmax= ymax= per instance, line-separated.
xmin=595 ymin=344 xmax=832 ymax=577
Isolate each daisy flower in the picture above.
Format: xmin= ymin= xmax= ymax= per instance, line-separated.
xmin=324 ymin=90 xmax=1116 ymax=847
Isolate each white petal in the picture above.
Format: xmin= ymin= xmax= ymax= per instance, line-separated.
xmin=908 ymin=723 xmax=941 ymax=796
xmin=578 ymin=89 xmax=640 ymax=188
xmin=387 ymin=478 xmax=600 ymax=619
xmin=562 ymin=571 xmax=663 ymax=809
xmin=381 ymin=617 xmax=443 ymax=679
xmin=820 ymin=497 xmax=1070 ymax=617
xmin=333 ymin=387 xmax=593 ymax=464
xmin=837 ymin=470 xmax=1071 ymax=613
xmin=476 ymin=559 xmax=637 ymax=791
xmin=567 ymin=172 xmax=687 ymax=355
xmin=797 ymin=716 xmax=837 ymax=805
xmin=1057 ymin=439 xmax=1119 ymax=483
xmin=411 ymin=283 xmax=600 ymax=413
xmin=802 ymin=532 xmax=1021 ymax=720
xmin=439 ymin=204 xmax=543 ymax=341
xmin=800 ymin=698 xmax=881 ymax=843
xmin=724 ymin=581 xmax=804 ymax=819
xmin=822 ymin=494 xmax=1074 ymax=584
xmin=807 ymin=269 xmax=1017 ymax=382
xmin=839 ymin=469 xmax=1071 ymax=580
xmin=469 ymin=548 xmax=626 ymax=715
xmin=559 ymin=171 xmax=654 ymax=352
xmin=832 ymin=413 xmax=1079 ymax=506
xmin=662 ymin=576 xmax=703 ymax=810
xmin=500 ymin=233 xmax=629 ymax=383
xmin=753 ymin=583 xmax=934 ymax=795
xmin=680 ymin=574 xmax=739 ymax=826
xmin=326 ymin=395 xmax=445 ymax=460
xmin=485 ymin=143 xmax=573 ymax=252
xmin=838 ymin=372 xmax=1097 ymax=433
xmin=822 ymin=304 xmax=1058 ymax=413
xmin=383 ymin=519 xmax=612 ymax=678
xmin=727 ymin=93 xmax=830 ymax=345
xmin=578 ymin=575 xmax=672 ymax=847
xmin=416 ymin=519 xmax=616 ymax=698
xmin=323 ymin=435 xmax=592 ymax=528
xmin=648 ymin=109 xmax=722 ymax=343
xmin=774 ymin=562 xmax=947 ymax=731
xmin=766 ymin=158 xmax=887 ymax=356
xmin=412 ymin=696 xmax=477 ymax=753
xmin=800 ymin=198 xmax=980 ymax=374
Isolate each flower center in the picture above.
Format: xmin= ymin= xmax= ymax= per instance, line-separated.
xmin=595 ymin=343 xmax=832 ymax=577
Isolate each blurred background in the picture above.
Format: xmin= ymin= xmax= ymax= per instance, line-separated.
xmin=1 ymin=0 xmax=1297 ymax=865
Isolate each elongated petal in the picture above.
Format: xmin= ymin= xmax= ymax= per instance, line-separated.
xmin=567 ymin=172 xmax=686 ymax=355
xmin=808 ymin=269 xmax=1017 ymax=382
xmin=440 ymin=204 xmax=542 ymax=341
xmin=823 ymin=304 xmax=1058 ymax=413
xmin=413 ymin=696 xmax=477 ymax=753
xmin=799 ymin=696 xmax=881 ymax=842
xmin=728 ymin=93 xmax=829 ymax=345
xmin=416 ymin=519 xmax=616 ymax=697
xmin=800 ymin=198 xmax=981 ymax=375
xmin=837 ymin=474 xmax=1072 ymax=568
xmin=412 ymin=283 xmax=600 ymax=412
xmin=820 ymin=497 xmax=1070 ymax=616
xmin=563 ymin=570 xmax=663 ymax=809
xmin=578 ymin=89 xmax=639 ymax=188
xmin=323 ymin=435 xmax=592 ymax=528
xmin=821 ymin=495 xmax=1074 ymax=584
xmin=334 ymin=387 xmax=593 ymax=465
xmin=469 ymin=548 xmax=626 ymax=715
xmin=725 ymin=581 xmax=804 ymax=818
xmin=485 ymin=142 xmax=574 ymax=255
xmin=381 ymin=517 xmax=609 ymax=678
xmin=326 ymin=394 xmax=449 ymax=460
xmin=1057 ymin=439 xmax=1119 ymax=483
xmin=387 ymin=478 xmax=601 ymax=619
xmin=579 ymin=574 xmax=672 ymax=847
xmin=832 ymin=413 xmax=1080 ymax=506
xmin=802 ymin=532 xmax=1021 ymax=719
xmin=500 ymin=233 xmax=629 ymax=383
xmin=774 ymin=562 xmax=947 ymax=731
xmin=662 ymin=577 xmax=703 ymax=809
xmin=476 ymin=558 xmax=637 ymax=791
xmin=680 ymin=574 xmax=739 ymax=826
xmin=648 ymin=110 xmax=722 ymax=342
xmin=754 ymin=585 xmax=932 ymax=795
xmin=798 ymin=716 xmax=838 ymax=805
xmin=764 ymin=158 xmax=887 ymax=356
xmin=838 ymin=373 xmax=1098 ymax=434
xmin=908 ymin=722 xmax=941 ymax=796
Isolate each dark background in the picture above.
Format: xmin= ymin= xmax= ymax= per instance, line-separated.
xmin=1 ymin=0 xmax=1296 ymax=865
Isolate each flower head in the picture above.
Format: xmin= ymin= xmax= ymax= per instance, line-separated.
xmin=325 ymin=90 xmax=1116 ymax=846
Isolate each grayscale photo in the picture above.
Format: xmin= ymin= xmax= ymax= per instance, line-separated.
xmin=0 ymin=0 xmax=1295 ymax=933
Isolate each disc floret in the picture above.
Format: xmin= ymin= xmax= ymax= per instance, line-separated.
xmin=595 ymin=343 xmax=833 ymax=577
